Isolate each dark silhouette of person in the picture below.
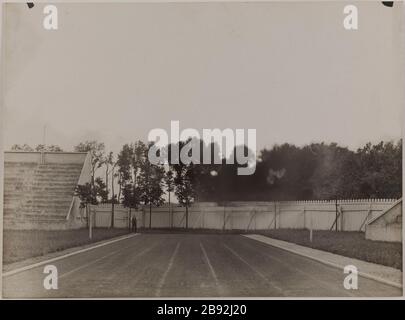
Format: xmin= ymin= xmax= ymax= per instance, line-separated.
xmin=131 ymin=216 xmax=137 ymax=233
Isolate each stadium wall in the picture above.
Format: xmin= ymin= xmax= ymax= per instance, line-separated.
xmin=3 ymin=151 xmax=90 ymax=230
xmin=66 ymin=151 xmax=93 ymax=229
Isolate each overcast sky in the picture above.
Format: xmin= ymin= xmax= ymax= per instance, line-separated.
xmin=2 ymin=1 xmax=404 ymax=155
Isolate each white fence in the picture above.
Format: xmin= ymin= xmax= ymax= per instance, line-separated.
xmin=90 ymin=199 xmax=397 ymax=232
xmin=89 ymin=204 xmax=131 ymax=228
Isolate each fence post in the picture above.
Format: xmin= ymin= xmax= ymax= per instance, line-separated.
xmin=170 ymin=204 xmax=173 ymax=228
xmin=223 ymin=205 xmax=226 ymax=231
xmin=268 ymin=205 xmax=274 ymax=230
xmin=142 ymin=207 xmax=145 ymax=229
xmin=359 ymin=204 xmax=372 ymax=231
xmin=277 ymin=202 xmax=281 ymax=229
xmin=201 ymin=208 xmax=204 ymax=229
xmin=128 ymin=208 xmax=131 ymax=231
xmin=89 ymin=207 xmax=93 ymax=240
xmin=246 ymin=209 xmax=255 ymax=232
xmin=335 ymin=199 xmax=338 ymax=232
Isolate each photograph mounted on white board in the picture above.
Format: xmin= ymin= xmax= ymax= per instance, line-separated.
xmin=0 ymin=1 xmax=403 ymax=298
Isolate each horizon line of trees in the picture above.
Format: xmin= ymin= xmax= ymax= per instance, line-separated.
xmin=10 ymin=139 xmax=402 ymax=228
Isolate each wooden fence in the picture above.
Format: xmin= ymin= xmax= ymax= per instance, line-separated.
xmin=90 ymin=199 xmax=397 ymax=232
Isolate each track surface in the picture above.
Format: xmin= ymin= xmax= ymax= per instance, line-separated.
xmin=2 ymin=234 xmax=402 ymax=298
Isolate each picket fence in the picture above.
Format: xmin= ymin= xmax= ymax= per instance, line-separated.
xmin=89 ymin=199 xmax=397 ymax=232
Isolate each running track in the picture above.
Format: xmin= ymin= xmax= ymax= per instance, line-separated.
xmin=2 ymin=234 xmax=402 ymax=298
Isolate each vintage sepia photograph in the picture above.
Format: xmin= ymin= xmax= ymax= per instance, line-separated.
xmin=0 ymin=0 xmax=404 ymax=300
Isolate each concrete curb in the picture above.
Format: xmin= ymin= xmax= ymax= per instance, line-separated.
xmin=243 ymin=234 xmax=403 ymax=289
xmin=2 ymin=233 xmax=140 ymax=277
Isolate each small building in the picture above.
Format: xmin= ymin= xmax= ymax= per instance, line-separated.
xmin=365 ymin=198 xmax=402 ymax=242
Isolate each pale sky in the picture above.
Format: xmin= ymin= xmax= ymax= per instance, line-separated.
xmin=1 ymin=1 xmax=404 ymax=155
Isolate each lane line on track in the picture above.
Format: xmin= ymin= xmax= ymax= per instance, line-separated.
xmin=223 ymin=243 xmax=285 ymax=296
xmin=3 ymin=233 xmax=140 ymax=278
xmin=200 ymin=242 xmax=219 ymax=284
xmin=243 ymin=234 xmax=402 ymax=289
xmin=59 ymin=242 xmax=157 ymax=279
xmin=200 ymin=241 xmax=224 ymax=295
xmin=155 ymin=242 xmax=180 ymax=297
xmin=60 ymin=251 xmax=120 ymax=279
xmin=239 ymin=239 xmax=356 ymax=297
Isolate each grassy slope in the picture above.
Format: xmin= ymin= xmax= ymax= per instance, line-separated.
xmin=3 ymin=228 xmax=131 ymax=265
xmin=255 ymin=229 xmax=402 ymax=270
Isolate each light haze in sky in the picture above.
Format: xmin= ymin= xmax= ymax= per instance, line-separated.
xmin=2 ymin=1 xmax=404 ymax=155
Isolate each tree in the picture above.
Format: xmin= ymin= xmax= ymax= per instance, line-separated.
xmin=173 ymin=163 xmax=196 ymax=229
xmin=122 ymin=183 xmax=141 ymax=228
xmin=164 ymin=169 xmax=174 ymax=207
xmin=11 ymin=143 xmax=64 ymax=152
xmin=116 ymin=144 xmax=133 ymax=202
xmin=74 ymin=140 xmax=105 ymax=187
xmin=117 ymin=141 xmax=147 ymax=228
xmin=131 ymin=140 xmax=147 ymax=189
xmin=74 ymin=183 xmax=98 ymax=227
xmin=165 ymin=139 xmax=402 ymax=202
xmin=94 ymin=177 xmax=108 ymax=203
xmin=101 ymin=151 xmax=114 ymax=201
xmin=258 ymin=143 xmax=316 ymax=200
xmin=138 ymin=144 xmax=165 ymax=228
xmin=355 ymin=140 xmax=402 ymax=198
xmin=11 ymin=144 xmax=34 ymax=151
xmin=309 ymin=143 xmax=352 ymax=200
xmin=99 ymin=151 xmax=119 ymax=226
xmin=110 ymin=159 xmax=119 ymax=227
xmin=164 ymin=169 xmax=175 ymax=226
xmin=170 ymin=140 xmax=197 ymax=229
xmin=187 ymin=139 xmax=223 ymax=201
xmin=35 ymin=144 xmax=63 ymax=152
xmin=48 ymin=145 xmax=63 ymax=152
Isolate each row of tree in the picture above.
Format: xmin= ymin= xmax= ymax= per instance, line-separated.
xmin=219 ymin=140 xmax=402 ymax=201
xmin=11 ymin=144 xmax=63 ymax=152
xmin=11 ymin=139 xmax=402 ymax=227
xmin=72 ymin=140 xmax=197 ymax=228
